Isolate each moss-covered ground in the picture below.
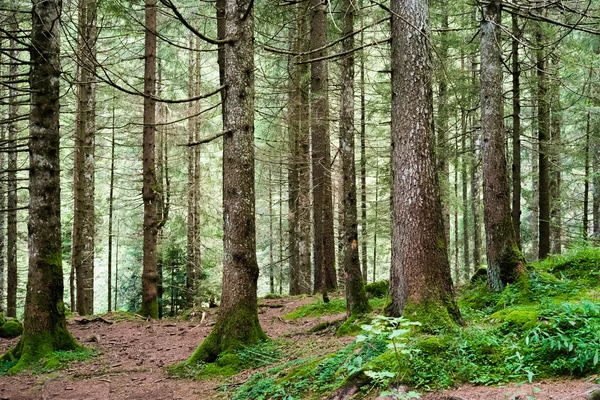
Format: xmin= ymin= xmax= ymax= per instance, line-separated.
xmin=230 ymin=247 xmax=600 ymax=398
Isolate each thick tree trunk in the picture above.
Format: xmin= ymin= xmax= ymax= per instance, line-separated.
xmin=185 ymin=0 xmax=266 ymax=363
xmin=2 ymin=0 xmax=79 ymax=370
xmin=531 ymin=97 xmax=539 ymax=259
xmin=6 ymin=14 xmax=18 ymax=318
xmin=310 ymin=0 xmax=336 ymax=296
xmin=359 ymin=4 xmax=368 ymax=283
xmin=140 ymin=0 xmax=159 ymax=319
xmin=72 ymin=0 xmax=97 ymax=315
xmin=585 ymin=111 xmax=590 ymax=239
xmin=511 ymin=14 xmax=521 ymax=247
xmin=0 ymin=41 xmax=5 ymax=313
xmin=340 ymin=0 xmax=369 ymax=316
xmin=536 ymin=24 xmax=550 ymax=259
xmin=470 ymin=58 xmax=482 ymax=271
xmin=387 ymin=0 xmax=460 ymax=328
xmin=480 ymin=0 xmax=524 ymax=291
xmin=192 ymin=40 xmax=201 ymax=301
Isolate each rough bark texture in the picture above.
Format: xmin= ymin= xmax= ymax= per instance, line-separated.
xmin=461 ymin=103 xmax=470 ymax=281
xmin=141 ymin=0 xmax=159 ymax=319
xmin=480 ymin=0 xmax=524 ymax=292
xmin=310 ymin=0 xmax=336 ymax=295
xmin=185 ymin=0 xmax=266 ymax=363
xmin=6 ymin=14 xmax=18 ymax=318
xmin=387 ymin=0 xmax=460 ymax=329
xmin=107 ymin=99 xmax=116 ymax=312
xmin=2 ymin=0 xmax=80 ymax=371
xmin=470 ymin=58 xmax=482 ymax=270
xmin=531 ymin=97 xmax=539 ymax=259
xmin=536 ymin=24 xmax=550 ymax=259
xmin=0 ymin=40 xmax=5 ymax=313
xmin=340 ymin=0 xmax=370 ymax=316
xmin=511 ymin=14 xmax=521 ymax=247
xmin=186 ymin=34 xmax=197 ymax=308
xmin=585 ymin=112 xmax=590 ymax=239
xmin=359 ymin=1 xmax=368 ymax=283
xmin=72 ymin=0 xmax=97 ymax=315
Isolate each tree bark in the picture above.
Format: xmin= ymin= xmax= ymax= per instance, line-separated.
xmin=549 ymin=54 xmax=561 ymax=253
xmin=437 ymin=0 xmax=450 ymax=249
xmin=0 ymin=39 xmax=5 ymax=314
xmin=186 ymin=34 xmax=197 ymax=308
xmin=536 ymin=23 xmax=550 ymax=259
xmin=72 ymin=0 xmax=97 ymax=315
xmin=6 ymin=13 xmax=19 ymax=319
xmin=140 ymin=0 xmax=159 ymax=319
xmin=184 ymin=0 xmax=266 ymax=363
xmin=480 ymin=0 xmax=524 ymax=291
xmin=310 ymin=0 xmax=336 ymax=296
xmin=107 ymin=94 xmax=116 ymax=312
xmin=511 ymin=14 xmax=521 ymax=247
xmin=340 ymin=0 xmax=369 ymax=316
xmin=359 ymin=0 xmax=368 ymax=283
xmin=387 ymin=0 xmax=460 ymax=327
xmin=2 ymin=0 xmax=79 ymax=370
xmin=585 ymin=111 xmax=590 ymax=239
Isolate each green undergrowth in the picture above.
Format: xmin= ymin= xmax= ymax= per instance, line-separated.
xmin=0 ymin=347 xmax=97 ymax=376
xmin=285 ymin=297 xmax=385 ymax=320
xmin=236 ymin=246 xmax=600 ymax=397
xmin=169 ymin=339 xmax=285 ymax=379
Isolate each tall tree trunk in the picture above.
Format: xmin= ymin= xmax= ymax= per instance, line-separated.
xmin=480 ymin=0 xmax=524 ymax=291
xmin=536 ymin=23 xmax=550 ymax=259
xmin=359 ymin=0 xmax=368 ymax=283
xmin=107 ymin=94 xmax=116 ymax=312
xmin=461 ymin=107 xmax=470 ymax=281
xmin=387 ymin=0 xmax=460 ymax=327
xmin=470 ymin=60 xmax=482 ymax=271
xmin=511 ymin=14 xmax=521 ymax=247
xmin=0 ymin=40 xmax=5 ymax=313
xmin=437 ymin=0 xmax=450 ymax=247
xmin=585 ymin=111 xmax=590 ymax=239
xmin=549 ymin=54 xmax=561 ymax=254
xmin=372 ymin=154 xmax=378 ymax=282
xmin=6 ymin=14 xmax=19 ymax=318
xmin=186 ymin=34 xmax=196 ymax=309
xmin=2 ymin=0 xmax=79 ymax=370
xmin=531 ymin=97 xmax=539 ymax=259
xmin=184 ymin=0 xmax=266 ymax=363
xmin=193 ymin=39 xmax=201 ymax=301
xmin=340 ymin=0 xmax=369 ymax=316
xmin=269 ymin=166 xmax=275 ymax=294
xmin=287 ymin=4 xmax=300 ymax=295
xmin=310 ymin=0 xmax=336 ymax=297
xmin=72 ymin=0 xmax=97 ymax=315
xmin=140 ymin=0 xmax=159 ymax=319
xmin=279 ymin=163 xmax=284 ymax=295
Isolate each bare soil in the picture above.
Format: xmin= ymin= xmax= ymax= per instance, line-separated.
xmin=0 ymin=297 xmax=596 ymax=400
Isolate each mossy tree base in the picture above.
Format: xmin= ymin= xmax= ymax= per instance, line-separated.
xmin=401 ymin=299 xmax=461 ymax=333
xmin=2 ymin=328 xmax=80 ymax=374
xmin=176 ymin=305 xmax=267 ymax=373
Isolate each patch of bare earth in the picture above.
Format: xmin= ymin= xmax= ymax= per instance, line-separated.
xmin=0 ymin=297 xmax=350 ymax=400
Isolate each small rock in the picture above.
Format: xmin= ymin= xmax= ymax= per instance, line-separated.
xmin=585 ymin=385 xmax=600 ymax=400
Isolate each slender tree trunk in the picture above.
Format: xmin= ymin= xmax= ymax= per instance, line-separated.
xmin=372 ymin=154 xmax=378 ymax=282
xmin=107 ymin=95 xmax=116 ymax=312
xmin=511 ymin=14 xmax=521 ymax=247
xmin=0 ymin=40 xmax=5 ymax=313
xmin=461 ymin=107 xmax=470 ymax=281
xmin=6 ymin=15 xmax=18 ymax=319
xmin=470 ymin=59 xmax=482 ymax=271
xmin=454 ymin=141 xmax=459 ymax=283
xmin=437 ymin=0 xmax=450 ymax=247
xmin=186 ymin=34 xmax=196 ymax=309
xmin=359 ymin=0 xmax=368 ymax=283
xmin=593 ymin=66 xmax=600 ymax=236
xmin=3 ymin=0 xmax=79 ymax=370
xmin=387 ymin=0 xmax=460 ymax=326
xmin=536 ymin=23 xmax=550 ymax=259
xmin=114 ymin=219 xmax=119 ymax=309
xmin=140 ymin=0 xmax=159 ymax=319
xmin=193 ymin=39 xmax=201 ymax=301
xmin=269 ymin=166 xmax=275 ymax=294
xmin=287 ymin=4 xmax=300 ymax=295
xmin=549 ymin=54 xmax=561 ymax=254
xmin=480 ymin=0 xmax=524 ymax=291
xmin=310 ymin=0 xmax=336 ymax=297
xmin=72 ymin=0 xmax=97 ymax=315
xmin=585 ymin=111 xmax=590 ymax=239
xmin=279 ymin=163 xmax=284 ymax=295
xmin=531 ymin=96 xmax=539 ymax=259
xmin=185 ymin=0 xmax=266 ymax=363
xmin=340 ymin=0 xmax=369 ymax=316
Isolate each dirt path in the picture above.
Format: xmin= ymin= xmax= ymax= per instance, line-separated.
xmin=0 ymin=298 xmax=597 ymax=400
xmin=0 ymin=297 xmax=350 ymax=400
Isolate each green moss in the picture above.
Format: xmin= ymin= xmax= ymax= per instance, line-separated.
xmin=403 ymin=300 xmax=459 ymax=333
xmin=284 ymin=298 xmax=346 ymax=319
xmin=415 ymin=336 xmax=451 ymax=354
xmin=365 ymin=280 xmax=389 ymax=298
xmin=336 ymin=317 xmax=363 ymax=336
xmin=139 ymin=299 xmax=159 ymax=320
xmin=490 ymin=307 xmax=540 ymax=332
xmin=0 ymin=321 xmax=23 ymax=338
xmin=0 ymin=312 xmax=5 ymax=326
xmin=470 ymin=266 xmax=488 ymax=283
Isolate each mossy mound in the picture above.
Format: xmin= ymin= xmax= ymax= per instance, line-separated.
xmin=0 ymin=320 xmax=23 ymax=338
xmin=539 ymin=247 xmax=600 ymax=284
xmin=365 ymin=280 xmax=389 ymax=298
xmin=284 ymin=299 xmax=347 ymax=319
xmin=490 ymin=307 xmax=540 ymax=332
xmin=470 ymin=266 xmax=488 ymax=283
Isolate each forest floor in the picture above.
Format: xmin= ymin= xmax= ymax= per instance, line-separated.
xmin=0 ymin=296 xmax=597 ymax=400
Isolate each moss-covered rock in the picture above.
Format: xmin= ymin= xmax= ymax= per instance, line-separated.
xmin=0 ymin=321 xmax=23 ymax=338
xmin=365 ymin=280 xmax=389 ymax=298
